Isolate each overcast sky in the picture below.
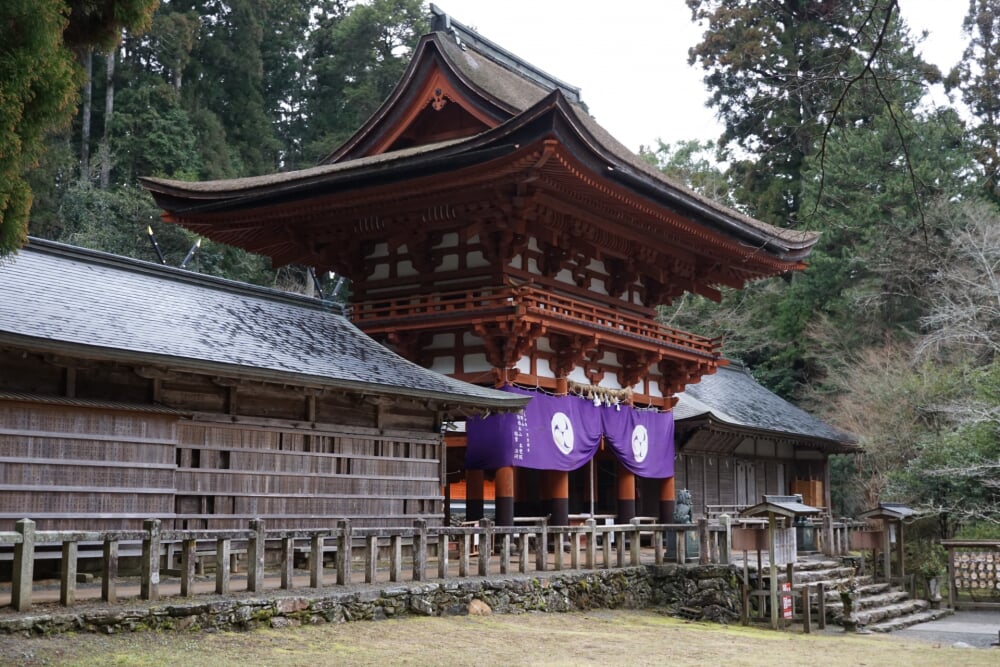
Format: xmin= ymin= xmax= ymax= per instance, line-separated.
xmin=434 ymin=1 xmax=968 ymax=152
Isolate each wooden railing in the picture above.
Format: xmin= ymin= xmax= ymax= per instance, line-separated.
xmin=351 ymin=286 xmax=720 ymax=358
xmin=941 ymin=539 xmax=1000 ymax=610
xmin=2 ymin=517 xmax=735 ymax=613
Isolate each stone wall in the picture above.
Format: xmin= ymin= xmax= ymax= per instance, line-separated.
xmin=0 ymin=564 xmax=741 ymax=636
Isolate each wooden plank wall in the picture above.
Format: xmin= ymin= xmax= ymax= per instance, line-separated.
xmin=675 ymin=452 xmax=790 ymax=518
xmin=0 ymin=402 xmax=176 ymax=530
xmin=174 ymin=417 xmax=444 ymax=529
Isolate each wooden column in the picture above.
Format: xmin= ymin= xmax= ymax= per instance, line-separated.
xmin=660 ymin=476 xmax=676 ymax=523
xmin=466 ymin=469 xmax=484 ymax=521
xmin=496 ymin=466 xmax=515 ymax=526
xmin=616 ymin=462 xmax=636 ymax=524
xmin=548 ymin=470 xmax=569 ymax=527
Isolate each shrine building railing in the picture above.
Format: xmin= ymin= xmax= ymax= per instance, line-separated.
xmin=351 ymin=286 xmax=720 ymax=359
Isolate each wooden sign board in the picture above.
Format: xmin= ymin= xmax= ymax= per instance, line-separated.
xmin=773 ymin=527 xmax=797 ymax=565
xmin=850 ymin=530 xmax=883 ymax=550
xmin=732 ymin=527 xmax=767 ymax=551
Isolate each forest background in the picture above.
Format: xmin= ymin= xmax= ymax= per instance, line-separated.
xmin=3 ymin=0 xmax=1000 ymax=548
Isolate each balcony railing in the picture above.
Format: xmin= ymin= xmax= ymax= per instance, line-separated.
xmin=351 ymin=286 xmax=720 ymax=359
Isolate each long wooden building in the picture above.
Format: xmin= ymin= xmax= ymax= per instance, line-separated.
xmin=142 ymin=7 xmax=823 ymax=527
xmin=0 ymin=239 xmax=525 ymax=531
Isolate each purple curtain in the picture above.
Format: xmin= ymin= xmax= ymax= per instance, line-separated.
xmin=466 ymin=386 xmax=674 ymax=477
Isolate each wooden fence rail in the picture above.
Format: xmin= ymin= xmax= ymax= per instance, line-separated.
xmin=2 ymin=515 xmax=862 ymax=613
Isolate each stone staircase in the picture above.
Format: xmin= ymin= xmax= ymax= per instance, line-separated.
xmin=748 ymin=557 xmax=953 ymax=632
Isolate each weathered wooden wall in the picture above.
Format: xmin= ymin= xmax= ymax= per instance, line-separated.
xmin=0 ymin=346 xmax=445 ymax=531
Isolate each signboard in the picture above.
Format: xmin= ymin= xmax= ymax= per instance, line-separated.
xmin=773 ymin=527 xmax=797 ymax=566
xmin=781 ymin=582 xmax=793 ymax=619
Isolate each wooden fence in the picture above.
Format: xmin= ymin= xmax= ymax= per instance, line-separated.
xmin=2 ymin=515 xmax=865 ymax=613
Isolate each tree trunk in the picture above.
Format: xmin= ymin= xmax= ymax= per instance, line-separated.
xmin=80 ymin=48 xmax=93 ymax=182
xmin=100 ymin=48 xmax=116 ymax=190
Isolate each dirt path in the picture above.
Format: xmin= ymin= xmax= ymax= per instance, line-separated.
xmin=3 ymin=609 xmax=996 ymax=667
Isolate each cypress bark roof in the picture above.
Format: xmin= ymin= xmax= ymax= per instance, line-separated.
xmin=674 ymin=362 xmax=856 ymax=452
xmin=0 ymin=239 xmax=528 ymax=411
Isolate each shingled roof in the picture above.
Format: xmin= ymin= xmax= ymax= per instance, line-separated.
xmin=0 ymin=239 xmax=527 ymax=410
xmin=674 ymin=362 xmax=856 ymax=452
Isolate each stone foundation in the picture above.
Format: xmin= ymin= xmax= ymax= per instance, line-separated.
xmin=0 ymin=564 xmax=741 ymax=636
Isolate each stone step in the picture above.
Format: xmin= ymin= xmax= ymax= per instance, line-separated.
xmin=865 ymin=607 xmax=954 ymax=633
xmin=832 ymin=589 xmax=912 ymax=616
xmin=819 ymin=582 xmax=893 ymax=608
xmin=853 ymin=598 xmax=930 ymax=627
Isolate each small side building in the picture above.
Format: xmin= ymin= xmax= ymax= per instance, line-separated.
xmin=666 ymin=362 xmax=856 ymax=517
xmin=0 ymin=239 xmax=525 ymax=532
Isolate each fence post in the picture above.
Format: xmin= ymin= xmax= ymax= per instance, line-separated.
xmin=518 ymin=530 xmax=528 ymax=574
xmin=675 ymin=528 xmax=686 ymax=565
xmin=281 ymin=535 xmax=295 ymax=589
xmin=102 ymin=538 xmax=118 ymax=603
xmin=654 ymin=526 xmax=664 ymax=565
xmin=365 ymin=534 xmax=378 ymax=584
xmin=390 ymin=534 xmax=403 ymax=582
xmin=438 ymin=533 xmax=450 ymax=579
xmin=337 ymin=519 xmax=352 ymax=585
xmin=802 ymin=586 xmax=811 ymax=633
xmin=180 ymin=538 xmax=196 ymax=596
xmin=11 ymin=519 xmax=35 ymax=611
xmin=140 ymin=518 xmax=161 ymax=601
xmin=413 ymin=519 xmax=427 ymax=582
xmin=822 ymin=515 xmax=834 ymax=556
xmin=817 ymin=582 xmax=826 ymax=629
xmin=501 ymin=533 xmax=511 ymax=574
xmin=248 ymin=518 xmax=265 ymax=592
xmin=571 ymin=531 xmax=581 ymax=570
xmin=216 ymin=538 xmax=231 ymax=594
xmin=720 ymin=514 xmax=732 ymax=565
xmin=478 ymin=519 xmax=492 ymax=577
xmin=586 ymin=518 xmax=596 ymax=569
xmin=535 ymin=518 xmax=548 ymax=572
xmin=698 ymin=518 xmax=710 ymax=565
xmin=60 ymin=539 xmax=78 ymax=606
xmin=310 ymin=534 xmax=323 ymax=588
xmin=630 ymin=519 xmax=641 ymax=566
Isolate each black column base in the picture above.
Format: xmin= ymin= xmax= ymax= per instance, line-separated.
xmin=549 ymin=497 xmax=569 ymax=527
xmin=616 ymin=499 xmax=636 ymax=525
xmin=496 ymin=496 xmax=514 ymax=527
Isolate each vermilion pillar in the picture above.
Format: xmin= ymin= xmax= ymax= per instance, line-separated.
xmin=548 ymin=470 xmax=569 ymax=526
xmin=495 ymin=466 xmax=515 ymax=526
xmin=616 ymin=462 xmax=636 ymax=524
xmin=660 ymin=476 xmax=676 ymax=524
xmin=466 ymin=469 xmax=484 ymax=522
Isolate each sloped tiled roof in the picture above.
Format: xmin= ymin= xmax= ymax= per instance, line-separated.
xmin=674 ymin=362 xmax=856 ymax=450
xmin=0 ymin=239 xmax=527 ymax=410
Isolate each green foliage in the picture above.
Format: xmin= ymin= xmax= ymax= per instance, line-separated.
xmin=112 ymin=82 xmax=203 ymax=182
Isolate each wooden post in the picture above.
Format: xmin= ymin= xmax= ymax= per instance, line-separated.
xmin=822 ymin=515 xmax=834 ymax=556
xmin=390 ymin=534 xmax=402 ymax=582
xmin=548 ymin=471 xmax=569 ymax=527
xmin=309 ymin=534 xmax=323 ymax=588
xmin=720 ymin=514 xmax=732 ymax=565
xmin=337 ymin=520 xmax=352 ymax=585
xmin=603 ymin=526 xmax=613 ymax=568
xmin=555 ymin=532 xmax=565 ymax=571
xmin=660 ymin=476 xmax=676 ymax=524
xmin=281 ymin=536 xmax=295 ymax=589
xmin=12 ymin=519 xmax=35 ymax=611
xmin=478 ymin=519 xmax=492 ymax=576
xmin=60 ymin=540 xmax=77 ymax=606
xmin=438 ymin=534 xmax=450 ymax=579
xmin=698 ymin=517 xmax=710 ymax=565
xmin=817 ymin=582 xmax=826 ymax=629
xmin=616 ymin=464 xmax=636 ymax=524
xmin=654 ymin=526 xmax=664 ymax=565
xmin=769 ymin=513 xmax=779 ymax=631
xmin=248 ymin=518 xmax=265 ymax=593
xmin=216 ymin=538 xmax=231 ymax=594
xmin=496 ymin=466 xmax=515 ymax=527
xmin=675 ymin=529 xmax=686 ymax=565
xmin=365 ymin=535 xmax=378 ymax=584
xmin=140 ymin=518 xmax=161 ymax=601
xmin=466 ymin=469 xmax=485 ymax=522
xmin=459 ymin=533 xmax=470 ymax=577
xmin=180 ymin=538 xmax=196 ymax=596
xmin=946 ymin=544 xmax=956 ymax=609
xmin=586 ymin=518 xmax=597 ymax=569
xmin=571 ymin=531 xmax=581 ymax=570
xmin=518 ymin=531 xmax=528 ymax=574
xmin=616 ymin=528 xmax=626 ymax=567
xmin=102 ymin=538 xmax=118 ymax=603
xmin=501 ymin=533 xmax=511 ymax=574
xmin=802 ymin=587 xmax=811 ymax=633
xmin=536 ymin=518 xmax=549 ymax=571
xmin=630 ymin=519 xmax=641 ymax=566
xmin=413 ymin=518 xmax=427 ymax=582
xmin=882 ymin=520 xmax=892 ymax=583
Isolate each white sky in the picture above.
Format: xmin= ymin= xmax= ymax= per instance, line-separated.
xmin=435 ymin=1 xmax=968 ymax=152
